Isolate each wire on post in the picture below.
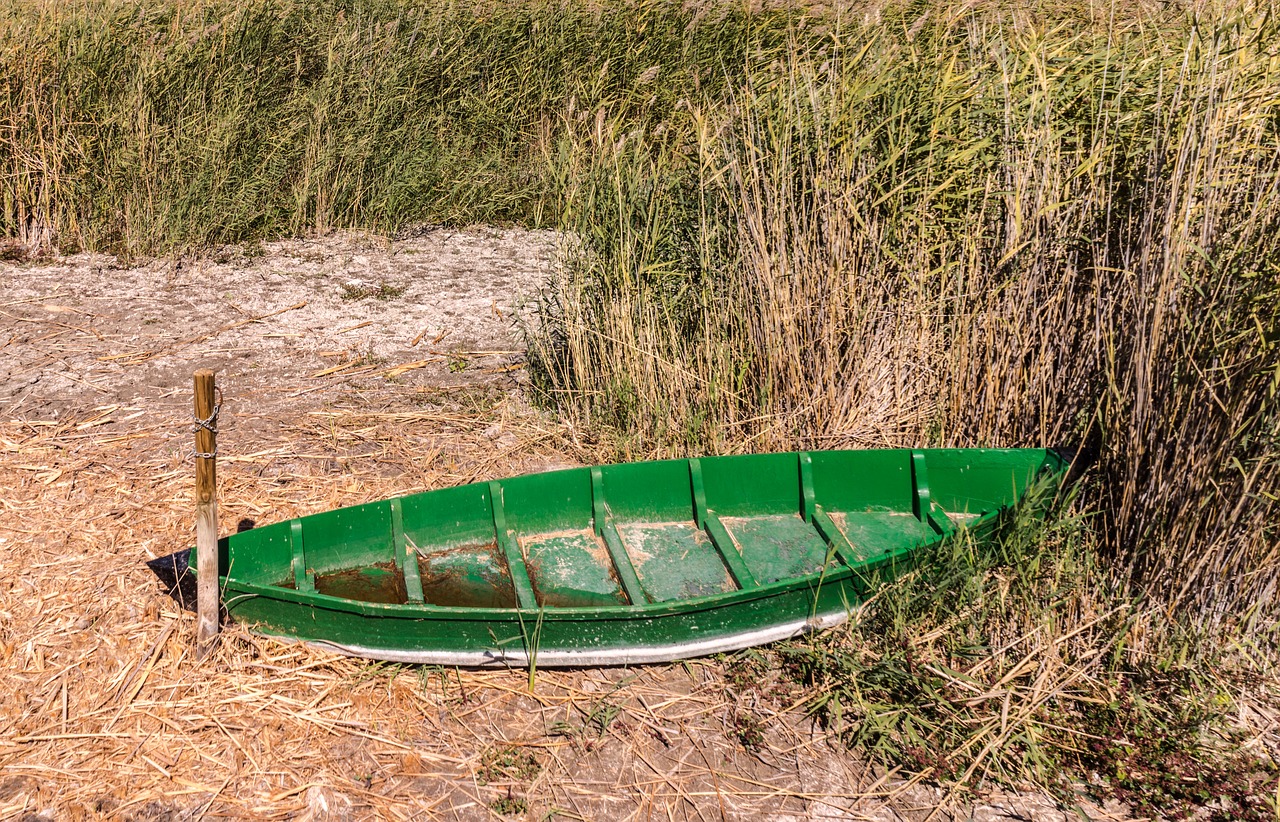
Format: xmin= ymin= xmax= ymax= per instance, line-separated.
xmin=192 ymin=387 xmax=222 ymax=460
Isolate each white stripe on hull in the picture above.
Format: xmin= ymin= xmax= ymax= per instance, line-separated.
xmin=268 ymin=611 xmax=851 ymax=667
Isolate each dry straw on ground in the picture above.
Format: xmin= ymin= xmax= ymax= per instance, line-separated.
xmin=0 ymin=401 xmax=979 ymax=821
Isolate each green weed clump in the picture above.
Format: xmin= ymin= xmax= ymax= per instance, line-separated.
xmin=779 ymin=488 xmax=1278 ymax=818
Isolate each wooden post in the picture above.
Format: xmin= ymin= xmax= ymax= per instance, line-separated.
xmin=193 ymin=369 xmax=219 ymax=658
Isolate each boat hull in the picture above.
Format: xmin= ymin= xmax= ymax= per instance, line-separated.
xmin=228 ymin=579 xmax=863 ymax=667
xmin=199 ymin=448 xmax=1066 ymax=665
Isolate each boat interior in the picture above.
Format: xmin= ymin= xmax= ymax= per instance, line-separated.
xmin=219 ymin=449 xmax=1056 ymax=608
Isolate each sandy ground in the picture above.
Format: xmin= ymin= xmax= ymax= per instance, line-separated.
xmin=0 ymin=227 xmax=557 ymax=430
xmin=0 ymin=230 xmax=1120 ymax=820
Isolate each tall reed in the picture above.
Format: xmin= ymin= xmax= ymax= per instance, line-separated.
xmin=535 ymin=1 xmax=1280 ymax=629
xmin=0 ymin=0 xmax=790 ymax=255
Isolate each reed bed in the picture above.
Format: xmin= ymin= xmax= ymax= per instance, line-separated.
xmin=525 ymin=0 xmax=1280 ymax=808
xmin=0 ymin=0 xmax=785 ymax=257
xmin=533 ymin=0 xmax=1280 ymax=634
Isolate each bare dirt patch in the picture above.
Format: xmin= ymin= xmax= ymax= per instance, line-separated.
xmin=0 ymin=227 xmax=555 ymax=432
xmin=0 ymin=230 xmax=1124 ymax=820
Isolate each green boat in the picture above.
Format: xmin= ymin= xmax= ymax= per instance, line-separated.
xmin=198 ymin=448 xmax=1068 ymax=666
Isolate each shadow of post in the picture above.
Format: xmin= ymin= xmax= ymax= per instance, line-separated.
xmin=145 ymin=518 xmax=254 ymax=616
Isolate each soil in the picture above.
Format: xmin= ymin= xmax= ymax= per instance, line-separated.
xmin=0 ymin=227 xmax=557 ymax=430
xmin=0 ymin=229 xmax=1129 ymax=820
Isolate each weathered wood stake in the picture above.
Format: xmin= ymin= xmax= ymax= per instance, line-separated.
xmin=193 ymin=369 xmax=219 ymax=658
